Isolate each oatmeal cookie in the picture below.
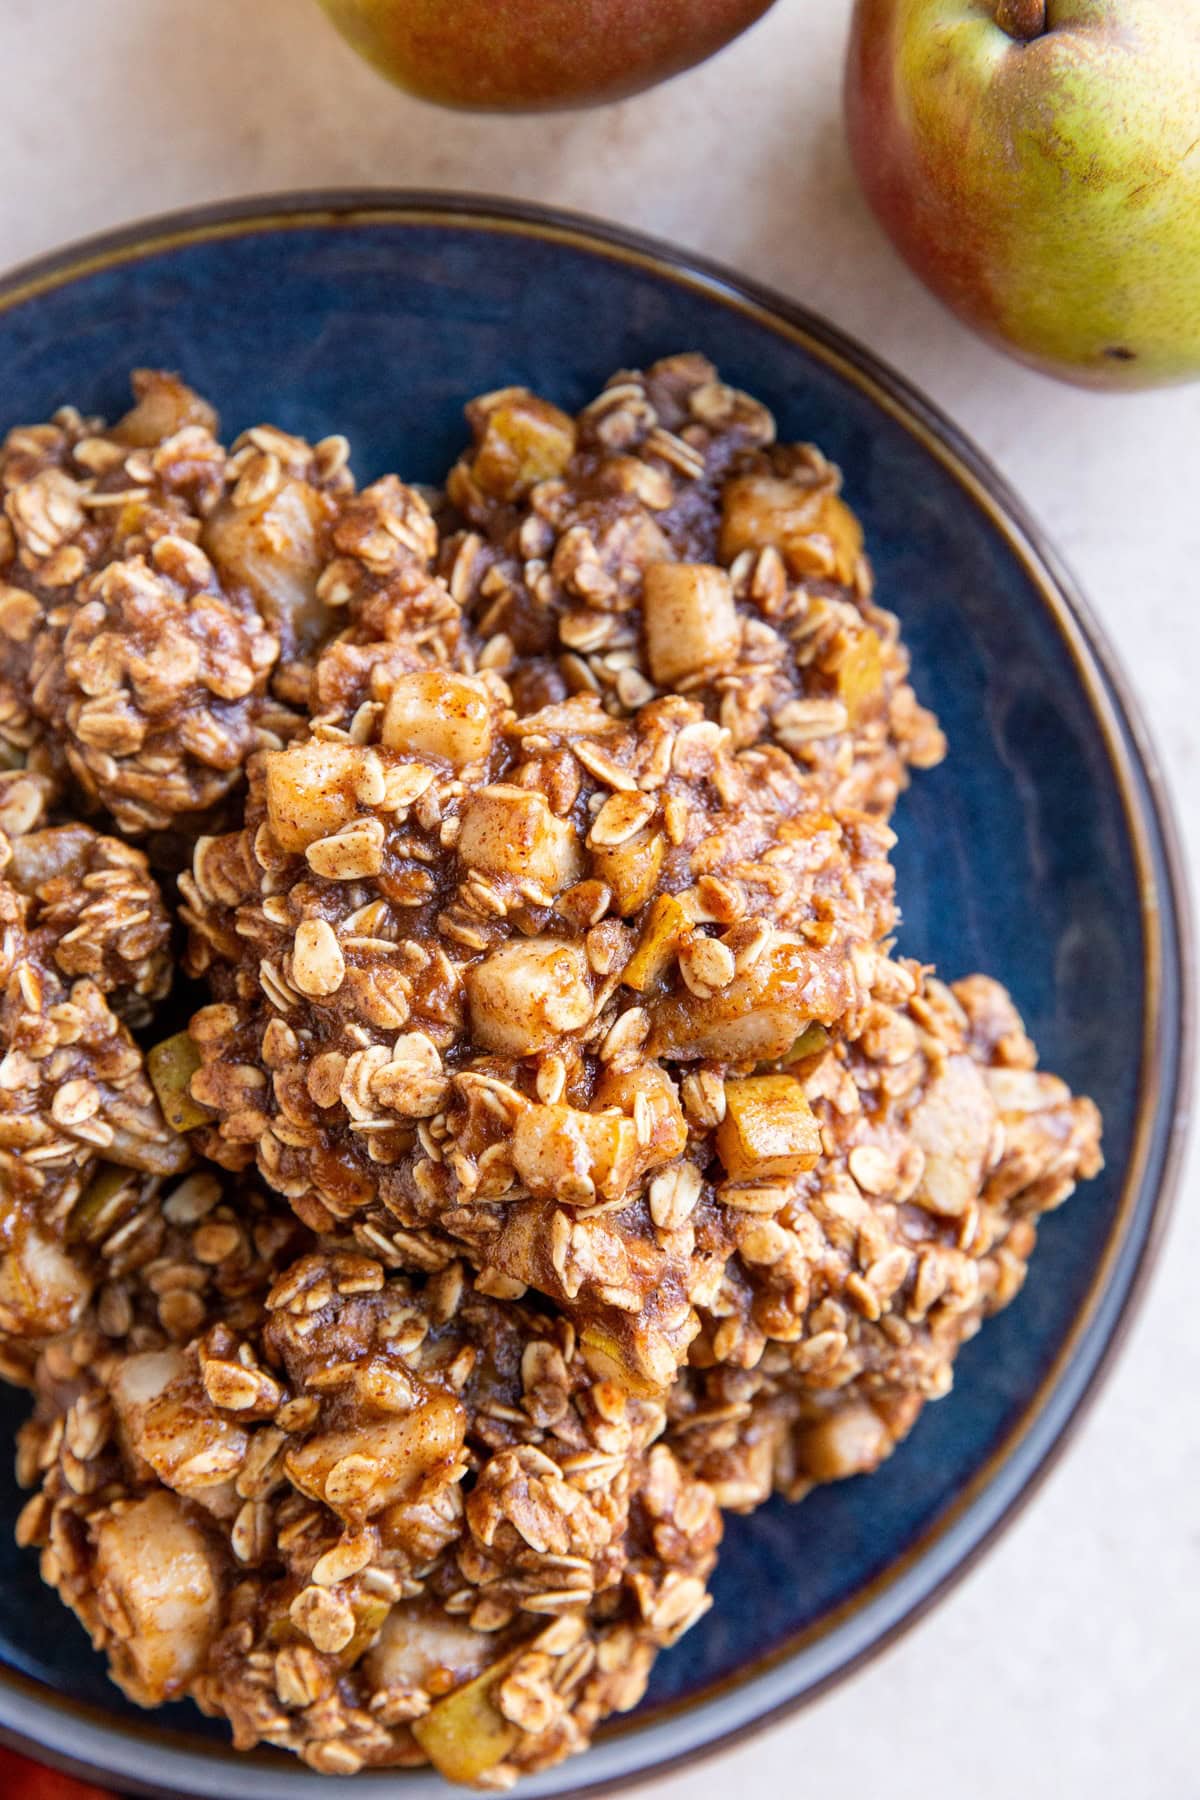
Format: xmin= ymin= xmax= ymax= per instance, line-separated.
xmin=442 ymin=355 xmax=945 ymax=816
xmin=0 ymin=821 xmax=184 ymax=1357
xmin=0 ymin=372 xmax=351 ymax=834
xmin=668 ymin=967 xmax=1103 ymax=1506
xmin=178 ymin=575 xmax=897 ymax=1388
xmin=18 ymin=1221 xmax=720 ymax=1782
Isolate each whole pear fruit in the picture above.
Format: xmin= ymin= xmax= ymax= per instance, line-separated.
xmin=846 ymin=0 xmax=1200 ymax=387
xmin=317 ymin=0 xmax=776 ymax=111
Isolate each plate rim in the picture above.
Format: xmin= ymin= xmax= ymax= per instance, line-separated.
xmin=0 ymin=188 xmax=1191 ymax=1800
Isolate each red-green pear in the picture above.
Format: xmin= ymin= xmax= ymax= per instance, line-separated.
xmin=846 ymin=0 xmax=1200 ymax=388
xmin=317 ymin=0 xmax=776 ymax=111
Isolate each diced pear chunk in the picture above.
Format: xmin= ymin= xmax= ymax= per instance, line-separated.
xmin=471 ymin=393 xmax=577 ymax=501
xmin=0 ymin=1220 xmax=92 ymax=1338
xmin=784 ymin=1022 xmax=830 ymax=1065
xmin=264 ymin=741 xmax=370 ymax=853
xmin=467 ymin=937 xmax=592 ymax=1055
xmin=93 ymin=1492 xmax=221 ymax=1704
xmin=719 ymin=475 xmax=863 ymax=583
xmin=380 ymin=671 xmax=494 ymax=768
xmin=146 ymin=1032 xmax=207 ymax=1131
xmin=642 ymin=562 xmax=740 ymax=687
xmin=109 ymin=1349 xmax=187 ymax=1413
xmin=147 ymin=1032 xmax=211 ymax=1133
xmin=110 ymin=1351 xmax=249 ymax=1502
xmin=578 ymin=1323 xmax=666 ymax=1400
xmin=511 ymin=1102 xmax=639 ymax=1204
xmin=70 ymin=1163 xmax=140 ymax=1244
xmin=339 ymin=1596 xmax=394 ymax=1667
xmin=286 ymin=1391 xmax=466 ymax=1520
xmin=716 ymin=1074 xmax=821 ymax=1179
xmin=8 ymin=823 xmax=94 ymax=889
xmin=458 ymin=784 xmax=582 ymax=892
xmin=594 ymin=1063 xmax=687 ymax=1168
xmin=113 ymin=370 xmax=217 ymax=447
xmin=652 ymin=933 xmax=828 ymax=1061
xmin=835 ymin=628 xmax=884 ymax=722
xmin=205 ymin=477 xmax=333 ymax=653
xmin=793 ymin=1402 xmax=893 ymax=1482
xmin=590 ymin=826 xmax=666 ymax=916
xmin=411 ymin=1655 xmax=523 ymax=1783
xmin=623 ymin=893 xmax=689 ymax=991
xmin=366 ymin=1603 xmax=491 ymax=1694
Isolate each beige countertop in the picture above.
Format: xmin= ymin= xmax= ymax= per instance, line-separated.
xmin=2 ymin=2 xmax=1196 ymax=1795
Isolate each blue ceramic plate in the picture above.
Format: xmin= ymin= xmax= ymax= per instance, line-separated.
xmin=0 ymin=195 xmax=1189 ymax=1800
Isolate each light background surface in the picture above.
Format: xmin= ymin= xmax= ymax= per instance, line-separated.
xmin=2 ymin=3 xmax=1196 ymax=1795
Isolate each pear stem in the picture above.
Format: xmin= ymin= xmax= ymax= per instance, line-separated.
xmin=995 ymin=0 xmax=1047 ymax=38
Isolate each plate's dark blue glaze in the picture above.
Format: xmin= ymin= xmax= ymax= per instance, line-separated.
xmin=0 ymin=197 xmax=1188 ymax=1800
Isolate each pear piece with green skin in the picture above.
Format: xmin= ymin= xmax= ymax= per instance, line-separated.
xmin=316 ymin=0 xmax=776 ymax=112
xmin=846 ymin=0 xmax=1200 ymax=388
